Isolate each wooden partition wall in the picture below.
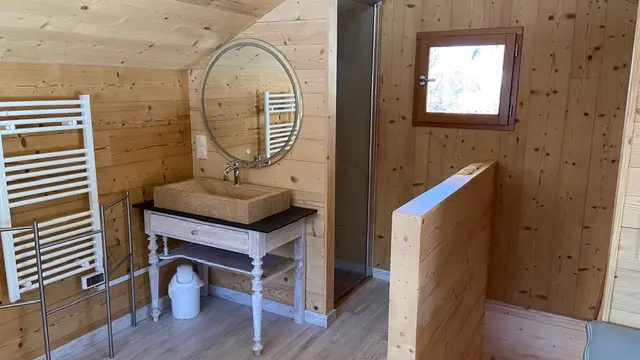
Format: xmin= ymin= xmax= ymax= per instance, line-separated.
xmin=388 ymin=162 xmax=495 ymax=360
xmin=600 ymin=4 xmax=640 ymax=329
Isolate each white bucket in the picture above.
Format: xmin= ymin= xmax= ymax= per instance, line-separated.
xmin=168 ymin=264 xmax=204 ymax=320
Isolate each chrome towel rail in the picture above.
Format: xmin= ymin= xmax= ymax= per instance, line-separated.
xmin=0 ymin=192 xmax=136 ymax=360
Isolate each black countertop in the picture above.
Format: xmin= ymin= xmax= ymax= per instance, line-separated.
xmin=133 ymin=201 xmax=317 ymax=234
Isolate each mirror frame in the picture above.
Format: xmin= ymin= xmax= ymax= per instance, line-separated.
xmin=200 ymin=38 xmax=304 ymax=168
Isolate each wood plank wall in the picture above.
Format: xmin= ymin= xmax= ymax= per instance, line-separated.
xmin=0 ymin=62 xmax=192 ymax=360
xmin=0 ymin=0 xmax=286 ymax=69
xmin=387 ymin=162 xmax=495 ymax=360
xmin=189 ymin=0 xmax=334 ymax=314
xmin=600 ymin=5 xmax=640 ymax=330
xmin=374 ymin=0 xmax=638 ymax=320
xmin=483 ymin=300 xmax=586 ymax=360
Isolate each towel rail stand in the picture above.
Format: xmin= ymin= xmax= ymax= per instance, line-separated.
xmin=0 ymin=193 xmax=135 ymax=360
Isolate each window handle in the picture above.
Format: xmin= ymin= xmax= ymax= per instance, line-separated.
xmin=419 ymin=75 xmax=435 ymax=86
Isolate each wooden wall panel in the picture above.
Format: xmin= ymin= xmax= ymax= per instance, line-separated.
xmin=483 ymin=300 xmax=586 ymax=360
xmin=601 ymin=7 xmax=640 ymax=329
xmin=0 ymin=0 xmax=285 ymax=69
xmin=387 ymin=162 xmax=495 ymax=360
xmin=0 ymin=62 xmax=192 ymax=360
xmin=188 ymin=0 xmax=333 ymax=314
xmin=374 ymin=0 xmax=638 ymax=320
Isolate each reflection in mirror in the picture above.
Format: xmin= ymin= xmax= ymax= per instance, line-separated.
xmin=201 ymin=40 xmax=302 ymax=167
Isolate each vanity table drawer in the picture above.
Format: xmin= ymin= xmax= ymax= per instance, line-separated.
xmin=149 ymin=213 xmax=249 ymax=253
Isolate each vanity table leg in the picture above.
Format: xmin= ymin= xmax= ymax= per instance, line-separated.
xmin=148 ymin=234 xmax=161 ymax=322
xmin=162 ymin=236 xmax=169 ymax=256
xmin=251 ymin=257 xmax=264 ymax=356
xmin=293 ymin=220 xmax=307 ymax=324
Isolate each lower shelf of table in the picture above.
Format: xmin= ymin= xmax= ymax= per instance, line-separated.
xmin=159 ymin=243 xmax=297 ymax=282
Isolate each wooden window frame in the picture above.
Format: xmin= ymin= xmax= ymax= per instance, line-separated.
xmin=413 ymin=27 xmax=523 ymax=131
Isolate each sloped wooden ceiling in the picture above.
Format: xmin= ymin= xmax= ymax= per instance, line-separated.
xmin=0 ymin=0 xmax=285 ymax=69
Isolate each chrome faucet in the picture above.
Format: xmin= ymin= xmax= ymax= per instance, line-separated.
xmin=224 ymin=161 xmax=241 ymax=186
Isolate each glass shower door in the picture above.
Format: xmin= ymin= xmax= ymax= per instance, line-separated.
xmin=334 ymin=0 xmax=378 ymax=305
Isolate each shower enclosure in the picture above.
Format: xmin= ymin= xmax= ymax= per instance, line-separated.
xmin=334 ymin=0 xmax=380 ymax=305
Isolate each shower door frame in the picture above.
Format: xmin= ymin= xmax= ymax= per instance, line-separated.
xmin=365 ymin=1 xmax=382 ymax=278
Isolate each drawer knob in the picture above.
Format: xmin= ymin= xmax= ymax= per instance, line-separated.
xmin=190 ymin=229 xmax=199 ymax=236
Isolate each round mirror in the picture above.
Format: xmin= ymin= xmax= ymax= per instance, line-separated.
xmin=201 ymin=39 xmax=303 ymax=167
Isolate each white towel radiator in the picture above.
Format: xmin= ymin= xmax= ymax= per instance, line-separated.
xmin=0 ymin=95 xmax=103 ymax=303
xmin=0 ymin=95 xmax=137 ymax=359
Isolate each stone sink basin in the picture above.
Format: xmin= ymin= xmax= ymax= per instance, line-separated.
xmin=153 ymin=178 xmax=290 ymax=224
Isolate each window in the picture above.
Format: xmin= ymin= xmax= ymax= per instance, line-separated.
xmin=413 ymin=27 xmax=523 ymax=130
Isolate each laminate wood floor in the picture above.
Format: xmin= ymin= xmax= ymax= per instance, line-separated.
xmin=68 ymin=279 xmax=389 ymax=360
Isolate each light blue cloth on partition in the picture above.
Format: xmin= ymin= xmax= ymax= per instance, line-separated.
xmin=584 ymin=321 xmax=640 ymax=360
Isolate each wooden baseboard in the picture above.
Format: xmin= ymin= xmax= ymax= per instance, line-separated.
xmin=483 ymin=300 xmax=587 ymax=360
xmin=209 ymin=285 xmax=336 ymax=328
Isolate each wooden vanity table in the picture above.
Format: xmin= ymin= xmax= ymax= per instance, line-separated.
xmin=134 ymin=201 xmax=316 ymax=356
